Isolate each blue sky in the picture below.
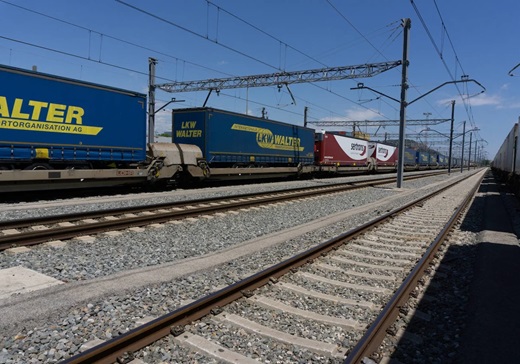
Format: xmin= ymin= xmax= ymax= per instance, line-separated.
xmin=1 ymin=0 xmax=519 ymax=160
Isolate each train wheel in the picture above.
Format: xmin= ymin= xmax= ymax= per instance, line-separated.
xmin=24 ymin=163 xmax=52 ymax=170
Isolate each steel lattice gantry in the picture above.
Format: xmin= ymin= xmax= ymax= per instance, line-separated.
xmin=155 ymin=61 xmax=402 ymax=93
xmin=307 ymin=118 xmax=450 ymax=127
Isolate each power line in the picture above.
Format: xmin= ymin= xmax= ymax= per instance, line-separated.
xmin=0 ymin=0 xmax=235 ymax=80
xmin=432 ymin=0 xmax=467 ymax=76
xmin=409 ymin=0 xmax=480 ymax=132
xmin=1 ymin=0 xmax=409 ymax=126
xmin=115 ymin=0 xmax=278 ymax=71
xmin=326 ymin=1 xmax=443 ymax=121
xmin=0 ymin=0 xmax=337 ymax=118
xmin=205 ymin=0 xmax=328 ymax=69
xmin=0 ymin=35 xmax=150 ymax=77
xmin=116 ymin=0 xmax=407 ymax=122
xmin=115 ymin=0 xmax=381 ymax=119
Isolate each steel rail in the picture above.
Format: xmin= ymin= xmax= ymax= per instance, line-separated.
xmin=343 ymin=171 xmax=485 ymax=363
xmin=0 ymin=172 xmax=445 ymax=250
xmin=60 ymin=171 xmax=479 ymax=364
xmin=0 ymin=171 xmax=445 ymax=230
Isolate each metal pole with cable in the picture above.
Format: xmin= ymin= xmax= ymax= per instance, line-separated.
xmin=468 ymin=132 xmax=472 ymax=170
xmin=460 ymin=120 xmax=466 ymax=173
xmin=148 ymin=57 xmax=157 ymax=144
xmin=448 ymin=100 xmax=455 ymax=174
xmin=397 ymin=18 xmax=411 ymax=188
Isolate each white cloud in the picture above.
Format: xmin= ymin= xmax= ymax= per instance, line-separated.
xmin=438 ymin=94 xmax=502 ymax=107
xmin=346 ymin=108 xmax=381 ymax=120
xmin=468 ymin=94 xmax=502 ymax=106
xmin=321 ymin=107 xmax=381 ymax=122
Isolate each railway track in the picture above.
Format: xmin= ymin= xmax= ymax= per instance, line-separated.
xmin=0 ymin=171 xmax=444 ymax=251
xmin=60 ymin=169 xmax=485 ymax=363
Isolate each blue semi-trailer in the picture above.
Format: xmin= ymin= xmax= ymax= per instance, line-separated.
xmin=171 ymin=107 xmax=315 ymax=167
xmin=404 ymin=148 xmax=417 ymax=166
xmin=417 ymin=151 xmax=430 ymax=167
xmin=0 ymin=64 xmax=204 ymax=192
xmin=0 ymin=64 xmax=147 ymax=168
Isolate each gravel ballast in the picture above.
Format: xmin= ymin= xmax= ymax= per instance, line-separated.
xmin=0 ymin=171 xmax=483 ymax=363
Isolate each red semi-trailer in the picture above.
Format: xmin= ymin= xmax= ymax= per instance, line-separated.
xmin=314 ymin=131 xmax=371 ymax=174
xmin=368 ymin=141 xmax=398 ymax=171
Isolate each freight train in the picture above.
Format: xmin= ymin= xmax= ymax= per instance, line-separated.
xmin=492 ymin=122 xmax=520 ymax=191
xmin=0 ymin=64 xmax=448 ymax=193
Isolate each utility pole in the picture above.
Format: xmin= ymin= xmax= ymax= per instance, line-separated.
xmin=397 ymin=18 xmax=411 ymax=188
xmin=448 ymin=100 xmax=455 ymax=174
xmin=474 ymin=139 xmax=478 ymax=167
xmin=423 ymin=112 xmax=431 ymax=149
xmin=304 ymin=106 xmax=308 ymax=128
xmin=147 ymin=58 xmax=185 ymax=142
xmin=148 ymin=57 xmax=158 ymax=144
xmin=460 ymin=120 xmax=466 ymax=173
xmin=468 ymin=132 xmax=472 ymax=170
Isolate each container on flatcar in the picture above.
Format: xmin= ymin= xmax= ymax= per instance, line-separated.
xmin=314 ymin=131 xmax=369 ymax=167
xmin=171 ymin=107 xmax=315 ymax=167
xmin=429 ymin=152 xmax=439 ymax=167
xmin=437 ymin=154 xmax=448 ymax=166
xmin=368 ymin=142 xmax=398 ymax=167
xmin=417 ymin=151 xmax=430 ymax=166
xmin=493 ymin=123 xmax=518 ymax=174
xmin=404 ymin=148 xmax=417 ymax=166
xmin=452 ymin=157 xmax=460 ymax=167
xmin=0 ymin=64 xmax=147 ymax=168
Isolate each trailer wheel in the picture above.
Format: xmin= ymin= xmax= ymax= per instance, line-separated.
xmin=24 ymin=163 xmax=52 ymax=170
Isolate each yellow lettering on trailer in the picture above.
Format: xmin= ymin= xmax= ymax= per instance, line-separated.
xmin=28 ymin=100 xmax=48 ymax=120
xmin=0 ymin=97 xmax=8 ymax=117
xmin=0 ymin=96 xmax=99 ymax=135
xmin=181 ymin=121 xmax=197 ymax=129
xmin=12 ymin=99 xmax=29 ymax=119
xmin=176 ymin=129 xmax=202 ymax=138
xmin=177 ymin=120 xmax=202 ymax=138
xmin=65 ymin=106 xmax=84 ymax=124
xmin=0 ymin=97 xmax=86 ymax=124
xmin=46 ymin=103 xmax=67 ymax=122
xmin=232 ymin=123 xmax=305 ymax=152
